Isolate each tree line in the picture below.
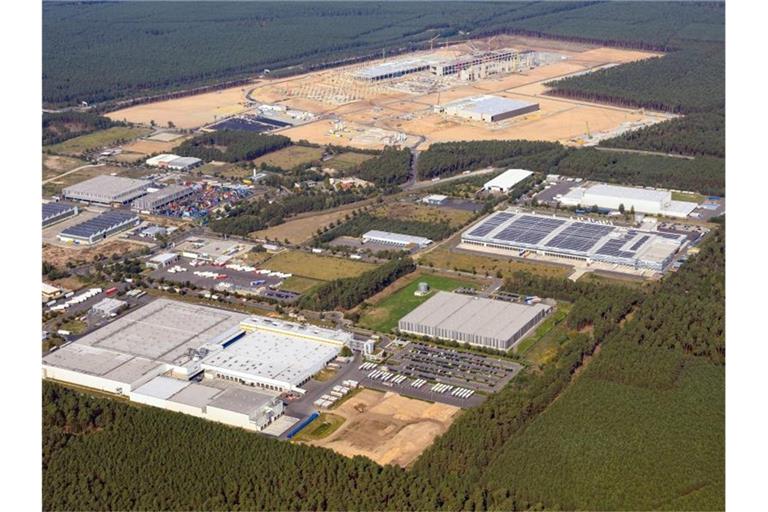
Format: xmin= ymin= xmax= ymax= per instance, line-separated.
xmin=209 ymin=187 xmax=372 ymax=237
xmin=416 ymin=141 xmax=724 ymax=196
xmin=43 ymin=111 xmax=123 ymax=146
xmin=298 ymin=257 xmax=415 ymax=311
xmin=174 ymin=131 xmax=290 ymax=163
xmin=316 ymin=212 xmax=454 ymax=245
xmin=354 ymin=147 xmax=411 ymax=190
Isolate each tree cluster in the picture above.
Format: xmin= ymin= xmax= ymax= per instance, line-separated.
xmin=299 ymin=257 xmax=415 ymax=311
xmin=175 ymin=131 xmax=290 ymax=163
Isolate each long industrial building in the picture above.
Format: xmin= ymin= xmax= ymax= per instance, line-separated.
xmin=42 ymin=202 xmax=78 ymax=227
xmin=132 ymin=184 xmax=195 ymax=212
xmin=57 ymin=210 xmax=140 ymax=244
xmin=353 ymin=54 xmax=446 ymax=81
xmin=62 ymin=175 xmax=151 ymax=205
xmin=42 ymin=299 xmax=353 ymax=432
xmin=398 ymin=291 xmax=551 ymax=350
xmin=362 ymin=230 xmax=432 ymax=248
xmin=442 ymin=95 xmax=539 ymax=122
xmin=145 ymin=154 xmax=203 ymax=171
xmin=461 ymin=210 xmax=687 ymax=271
xmin=559 ymin=183 xmax=698 ymax=218
xmin=431 ymin=49 xmax=533 ymax=76
xmin=483 ymin=169 xmax=533 ymax=193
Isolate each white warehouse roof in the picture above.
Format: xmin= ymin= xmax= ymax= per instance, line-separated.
xmin=362 ymin=230 xmax=432 ymax=247
xmin=483 ymin=169 xmax=533 ymax=192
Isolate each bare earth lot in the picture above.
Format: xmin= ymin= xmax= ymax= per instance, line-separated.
xmin=43 ymin=239 xmax=145 ymax=268
xmin=306 ymin=389 xmax=460 ymax=467
xmin=106 ymin=36 xmax=671 ymax=149
xmin=107 ymin=83 xmax=257 ymax=128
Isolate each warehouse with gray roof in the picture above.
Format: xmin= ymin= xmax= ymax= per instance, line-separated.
xmin=362 ymin=230 xmax=432 ymax=248
xmin=62 ymin=175 xmax=151 ymax=205
xmin=132 ymin=184 xmax=194 ymax=212
xmin=442 ymin=95 xmax=539 ymax=122
xmin=398 ymin=291 xmax=551 ymax=350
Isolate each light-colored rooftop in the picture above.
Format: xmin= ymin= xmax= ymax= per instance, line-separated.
xmin=484 ymin=169 xmax=533 ymax=190
xmin=584 ymin=184 xmax=670 ymax=203
xmin=201 ymin=328 xmax=340 ymax=388
xmin=445 ymin=95 xmax=537 ymax=116
xmin=43 ymin=343 xmax=163 ymax=384
xmin=131 ymin=375 xmax=191 ymax=400
xmin=400 ymin=291 xmax=550 ymax=342
xmin=63 ymin=175 xmax=151 ymax=200
xmin=362 ymin=230 xmax=432 ymax=246
xmin=70 ymin=298 xmax=248 ymax=367
xmin=207 ymin=387 xmax=275 ymax=415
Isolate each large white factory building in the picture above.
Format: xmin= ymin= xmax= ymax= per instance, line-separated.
xmin=42 ymin=298 xmax=353 ymax=433
xmin=559 ymin=184 xmax=698 ymax=218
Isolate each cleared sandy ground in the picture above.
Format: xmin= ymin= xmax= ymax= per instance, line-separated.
xmin=107 ymin=84 xmax=256 ymax=128
xmin=308 ymin=389 xmax=460 ymax=467
xmin=106 ymin=36 xmax=670 ymax=147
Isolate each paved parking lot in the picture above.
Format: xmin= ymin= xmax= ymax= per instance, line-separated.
xmin=150 ymin=256 xmax=286 ymax=292
xmin=386 ymin=342 xmax=521 ymax=394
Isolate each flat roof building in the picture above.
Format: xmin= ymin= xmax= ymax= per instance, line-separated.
xmin=62 ymin=175 xmax=151 ymax=205
xmin=132 ymin=184 xmax=194 ymax=212
xmin=461 ymin=210 xmax=687 ymax=271
xmin=42 ymin=298 xmax=354 ymax=432
xmin=422 ymin=194 xmax=448 ymax=205
xmin=91 ymin=298 xmax=127 ymax=317
xmin=362 ymin=230 xmax=432 ymax=248
xmin=42 ymin=202 xmax=78 ymax=227
xmin=559 ymin=183 xmax=698 ymax=218
xmin=399 ymin=291 xmax=551 ymax=350
xmin=443 ymin=95 xmax=539 ymax=123
xmin=145 ymin=154 xmax=202 ymax=170
xmin=354 ymin=54 xmax=446 ymax=81
xmin=58 ymin=210 xmax=140 ymax=245
xmin=483 ymin=169 xmax=534 ymax=193
xmin=146 ymin=252 xmax=179 ymax=269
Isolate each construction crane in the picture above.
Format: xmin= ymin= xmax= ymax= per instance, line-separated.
xmin=429 ymin=34 xmax=441 ymax=51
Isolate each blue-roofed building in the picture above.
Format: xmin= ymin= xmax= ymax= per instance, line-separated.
xmin=58 ymin=210 xmax=140 ymax=245
xmin=42 ymin=202 xmax=78 ymax=227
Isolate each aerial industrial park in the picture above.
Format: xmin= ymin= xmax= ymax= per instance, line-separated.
xmin=37 ymin=4 xmax=727 ymax=509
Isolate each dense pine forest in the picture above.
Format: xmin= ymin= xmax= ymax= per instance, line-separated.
xmin=417 ymin=141 xmax=725 ymax=196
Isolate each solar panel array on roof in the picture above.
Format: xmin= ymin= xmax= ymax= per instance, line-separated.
xmin=494 ymin=215 xmax=566 ymax=245
xmin=545 ymin=222 xmax=614 ymax=252
xmin=60 ymin=210 xmax=138 ymax=239
xmin=467 ymin=212 xmax=515 ymax=237
xmin=43 ymin=202 xmax=75 ymax=219
xmin=629 ymin=235 xmax=650 ymax=251
xmin=461 ymin=210 xmax=688 ymax=272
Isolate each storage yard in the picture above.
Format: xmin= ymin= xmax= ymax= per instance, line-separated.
xmin=106 ymin=37 xmax=671 ymax=149
xmin=460 ymin=209 xmax=688 ymax=273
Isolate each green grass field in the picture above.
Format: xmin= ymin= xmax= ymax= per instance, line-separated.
xmin=325 ymin=151 xmax=375 ymax=172
xmin=293 ymin=413 xmax=345 ymax=442
xmin=46 ymin=126 xmax=151 ymax=156
xmin=514 ymin=302 xmax=572 ymax=357
xmin=281 ymin=275 xmax=324 ymax=294
xmin=252 ymin=145 xmax=324 ymax=170
xmin=671 ymin=191 xmax=706 ymax=203
xmin=359 ymin=274 xmax=477 ymax=333
xmin=266 ymin=250 xmax=376 ymax=281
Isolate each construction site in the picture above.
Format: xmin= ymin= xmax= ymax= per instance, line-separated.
xmin=108 ymin=35 xmax=674 ymax=149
